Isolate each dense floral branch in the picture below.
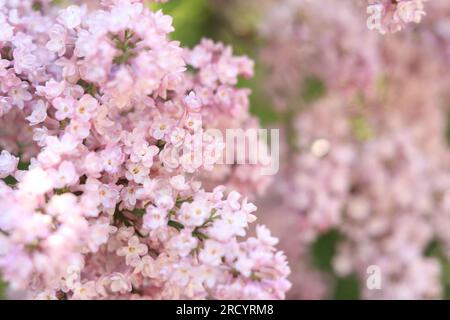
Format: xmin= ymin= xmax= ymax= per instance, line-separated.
xmin=0 ymin=0 xmax=290 ymax=299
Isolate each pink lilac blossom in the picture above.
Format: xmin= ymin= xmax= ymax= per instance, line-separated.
xmin=367 ymin=0 xmax=428 ymax=34
xmin=0 ymin=0 xmax=290 ymax=299
xmin=184 ymin=39 xmax=273 ymax=197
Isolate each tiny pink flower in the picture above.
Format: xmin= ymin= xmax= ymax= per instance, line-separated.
xmin=178 ymin=198 xmax=211 ymax=227
xmin=170 ymin=175 xmax=190 ymax=191
xmin=46 ymin=133 xmax=79 ymax=154
xmin=46 ymin=24 xmax=67 ymax=56
xmin=234 ymin=255 xmax=254 ymax=278
xmin=50 ymin=160 xmax=78 ymax=188
xmin=150 ymin=117 xmax=172 ymax=140
xmin=19 ymin=168 xmax=53 ymax=195
xmin=0 ymin=21 xmax=13 ymax=42
xmin=101 ymin=146 xmax=125 ymax=174
xmin=168 ymin=230 xmax=198 ymax=257
xmin=256 ymin=225 xmax=279 ymax=246
xmin=9 ymin=82 xmax=32 ymax=109
xmin=97 ymin=184 xmax=120 ymax=209
xmin=169 ymin=127 xmax=186 ymax=147
xmin=75 ymin=95 xmax=98 ymax=121
xmin=58 ymin=5 xmax=82 ymax=29
xmin=154 ymin=189 xmax=175 ymax=210
xmin=184 ymin=91 xmax=202 ymax=112
xmin=117 ymin=236 xmax=148 ymax=267
xmin=109 ymin=273 xmax=132 ymax=294
xmin=26 ymin=100 xmax=47 ymax=126
xmin=83 ymin=152 xmax=103 ymax=178
xmin=125 ymin=161 xmax=149 ymax=184
xmin=184 ymin=113 xmax=202 ymax=132
xmin=13 ymin=48 xmax=37 ymax=74
xmin=199 ymin=240 xmax=225 ymax=267
xmin=53 ymin=97 xmax=75 ymax=121
xmin=68 ymin=119 xmax=91 ymax=139
xmin=72 ymin=281 xmax=97 ymax=300
xmin=171 ymin=262 xmax=192 ymax=287
xmin=143 ymin=205 xmax=168 ymax=230
xmin=121 ymin=185 xmax=138 ymax=207
xmin=117 ymin=226 xmax=135 ymax=242
xmin=130 ymin=140 xmax=159 ymax=168
xmin=134 ymin=255 xmax=156 ymax=278
xmin=36 ymin=79 xmax=66 ymax=99
xmin=0 ymin=150 xmax=19 ymax=178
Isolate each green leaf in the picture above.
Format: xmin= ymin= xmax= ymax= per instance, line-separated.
xmin=76 ymin=79 xmax=98 ymax=96
xmin=446 ymin=110 xmax=450 ymax=146
xmin=425 ymin=239 xmax=450 ymax=299
xmin=132 ymin=208 xmax=146 ymax=218
xmin=302 ymin=77 xmax=326 ymax=104
xmin=168 ymin=220 xmax=184 ymax=231
xmin=0 ymin=276 xmax=7 ymax=300
xmin=2 ymin=175 xmax=17 ymax=186
xmin=151 ymin=0 xmax=214 ymax=47
xmin=244 ymin=62 xmax=282 ymax=125
xmin=350 ymin=116 xmax=375 ymax=141
xmin=192 ymin=229 xmax=209 ymax=240
xmin=17 ymin=161 xmax=30 ymax=171
xmin=175 ymin=196 xmax=193 ymax=208
xmin=311 ymin=229 xmax=342 ymax=272
xmin=334 ymin=275 xmax=360 ymax=300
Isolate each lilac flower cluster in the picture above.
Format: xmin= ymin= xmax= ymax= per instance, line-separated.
xmin=0 ymin=0 xmax=290 ymax=299
xmin=367 ymin=0 xmax=428 ymax=34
